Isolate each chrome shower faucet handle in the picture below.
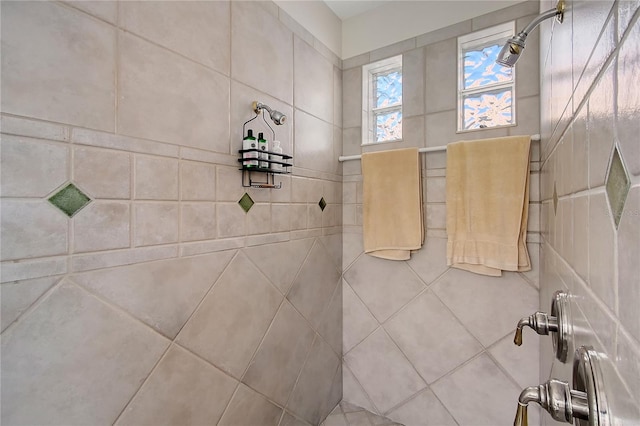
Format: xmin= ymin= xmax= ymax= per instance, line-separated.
xmin=514 ymin=290 xmax=570 ymax=362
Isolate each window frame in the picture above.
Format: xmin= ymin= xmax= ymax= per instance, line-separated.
xmin=457 ymin=22 xmax=516 ymax=132
xmin=362 ymin=55 xmax=403 ymax=145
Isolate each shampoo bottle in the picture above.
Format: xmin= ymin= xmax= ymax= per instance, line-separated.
xmin=243 ymin=129 xmax=258 ymax=168
xmin=258 ymin=132 xmax=269 ymax=169
xmin=270 ymin=140 xmax=283 ymax=172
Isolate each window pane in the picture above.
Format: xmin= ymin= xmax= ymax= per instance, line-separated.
xmin=376 ymin=110 xmax=402 ymax=142
xmin=464 ymin=44 xmax=512 ymax=90
xmin=463 ymin=89 xmax=512 ymax=130
xmin=376 ymin=71 xmax=402 ymax=108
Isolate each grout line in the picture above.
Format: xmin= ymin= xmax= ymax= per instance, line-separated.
xmin=341 ymin=361 xmax=382 ymax=416
xmin=216 ymin=381 xmax=243 ymax=426
xmin=0 ymin=275 xmax=66 ymax=337
xmin=282 ymin=333 xmax=318 ymax=419
xmin=111 ymin=342 xmax=173 ymax=425
xmin=238 ymin=296 xmax=288 ymax=383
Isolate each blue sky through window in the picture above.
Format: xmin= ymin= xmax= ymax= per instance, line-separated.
xmin=463 ymin=89 xmax=512 ymax=130
xmin=376 ymin=110 xmax=402 ymax=142
xmin=376 ymin=71 xmax=402 ymax=108
xmin=464 ymin=44 xmax=512 ymax=90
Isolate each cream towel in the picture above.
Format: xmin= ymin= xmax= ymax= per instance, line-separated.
xmin=362 ymin=148 xmax=423 ymax=261
xmin=446 ymin=136 xmax=531 ymax=276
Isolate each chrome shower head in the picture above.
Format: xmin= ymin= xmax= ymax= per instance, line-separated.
xmin=269 ymin=109 xmax=286 ymax=125
xmin=253 ymin=101 xmax=287 ymax=125
xmin=496 ymin=35 xmax=526 ymax=68
xmin=495 ymin=0 xmax=565 ymax=68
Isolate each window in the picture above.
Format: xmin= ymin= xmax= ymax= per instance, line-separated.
xmin=362 ymin=55 xmax=402 ymax=145
xmin=457 ymin=23 xmax=515 ymax=131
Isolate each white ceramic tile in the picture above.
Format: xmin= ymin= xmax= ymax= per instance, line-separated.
xmin=216 ymin=202 xmax=247 ymax=238
xmin=118 ymin=31 xmax=230 ymax=151
xmin=0 ymin=115 xmax=69 ymax=142
xmin=342 ymin=233 xmax=364 ymax=271
xmin=616 ymin=18 xmax=640 ymax=175
xmin=405 ymin=237 xmax=449 ymax=287
xmin=180 ymin=161 xmax=216 ymax=201
xmin=73 ymin=251 xmax=234 ymax=338
xmin=618 ymin=187 xmax=640 ymax=341
xmin=287 ymin=241 xmax=341 ymax=328
xmin=1 ymin=1 xmax=115 ymax=131
xmin=403 ymin=48 xmax=425 ymax=118
xmin=1 ymin=200 xmax=69 ymax=261
xmin=425 ymin=38 xmax=456 ymax=114
xmin=317 ymin=281 xmax=343 ymax=355
xmin=176 ymin=252 xmax=282 ymax=378
xmin=344 ymin=411 xmax=372 ymax=426
xmin=345 ymin=328 xmax=426 ymax=414
xmin=0 ymin=136 xmax=69 ymax=197
xmin=216 ymin=166 xmax=246 ymax=202
xmin=120 ymin=1 xmax=230 ymax=75
xmin=308 ymin=203 xmax=323 ymax=229
xmin=432 ymin=354 xmax=522 ymax=426
xmin=288 ymin=337 xmax=341 ymax=424
xmin=0 ymin=256 xmax=69 ymax=283
xmin=571 ymin=107 xmax=589 ymax=193
xmin=74 ymin=147 xmax=130 ymax=199
xmin=295 ymin=38 xmax=334 ymax=123
xmin=134 ymin=202 xmax=179 ymax=246
xmin=63 ymin=1 xmax=117 ymax=23
xmin=117 ymin=345 xmax=237 ymax=426
xmin=243 ymin=301 xmax=315 ymax=406
xmin=248 ymin=203 xmax=271 ymax=235
xmin=370 ymin=38 xmax=416 ymax=62
xmin=489 ymin=332 xmax=540 ymax=388
xmin=344 ymin=255 xmax=424 ymax=323
xmin=588 ymin=65 xmax=616 ymax=189
xmin=432 ymin=268 xmax=539 ymax=346
xmin=243 ymin=238 xmax=314 ymax=294
xmin=0 ymin=280 xmax=168 ymax=425
xmin=180 ymin=202 xmax=216 ymax=242
xmin=385 ymin=291 xmax=483 ymax=384
xmin=386 ymin=388 xmax=456 ymax=426
xmin=295 ymin=109 xmax=335 ymax=174
xmin=219 ymin=384 xmax=283 ymax=426
xmin=135 ymin=155 xmax=179 ymax=200
xmin=72 ymin=245 xmax=177 ymax=273
xmin=341 ymin=367 xmax=378 ymax=415
xmin=0 ymin=276 xmax=60 ymax=332
xmin=334 ymin=66 xmax=343 ymax=128
xmin=343 ymin=281 xmax=378 ymax=354
xmin=73 ymin=202 xmax=130 ymax=253
xmin=71 ymin=127 xmax=179 ymax=158
xmin=587 ymin=193 xmax=616 ymax=311
xmin=270 ymin=203 xmax=290 ymax=233
xmin=231 ymin=1 xmax=293 ymax=104
xmin=342 ymin=67 xmax=362 ymax=130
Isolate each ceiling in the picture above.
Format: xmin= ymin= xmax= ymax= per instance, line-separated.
xmin=323 ymin=0 xmax=393 ymax=20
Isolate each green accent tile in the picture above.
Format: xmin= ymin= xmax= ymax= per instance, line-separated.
xmin=318 ymin=197 xmax=327 ymax=211
xmin=605 ymin=146 xmax=630 ymax=229
xmin=238 ymin=192 xmax=254 ymax=213
xmin=552 ymin=182 xmax=558 ymax=216
xmin=48 ymin=183 xmax=91 ymax=217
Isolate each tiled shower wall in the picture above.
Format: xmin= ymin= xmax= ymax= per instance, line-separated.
xmin=0 ymin=1 xmax=343 ymax=425
xmin=340 ymin=2 xmax=546 ymax=425
xmin=539 ymin=0 xmax=640 ymax=423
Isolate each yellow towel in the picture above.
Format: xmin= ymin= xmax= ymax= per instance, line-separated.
xmin=362 ymin=148 xmax=423 ymax=261
xmin=446 ymin=136 xmax=531 ymax=276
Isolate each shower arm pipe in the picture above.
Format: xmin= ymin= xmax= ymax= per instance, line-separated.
xmin=337 ymin=134 xmax=541 ymax=162
xmin=521 ymin=7 xmax=561 ymax=38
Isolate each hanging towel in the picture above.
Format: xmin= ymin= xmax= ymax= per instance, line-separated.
xmin=362 ymin=148 xmax=423 ymax=261
xmin=446 ymin=135 xmax=531 ymax=276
